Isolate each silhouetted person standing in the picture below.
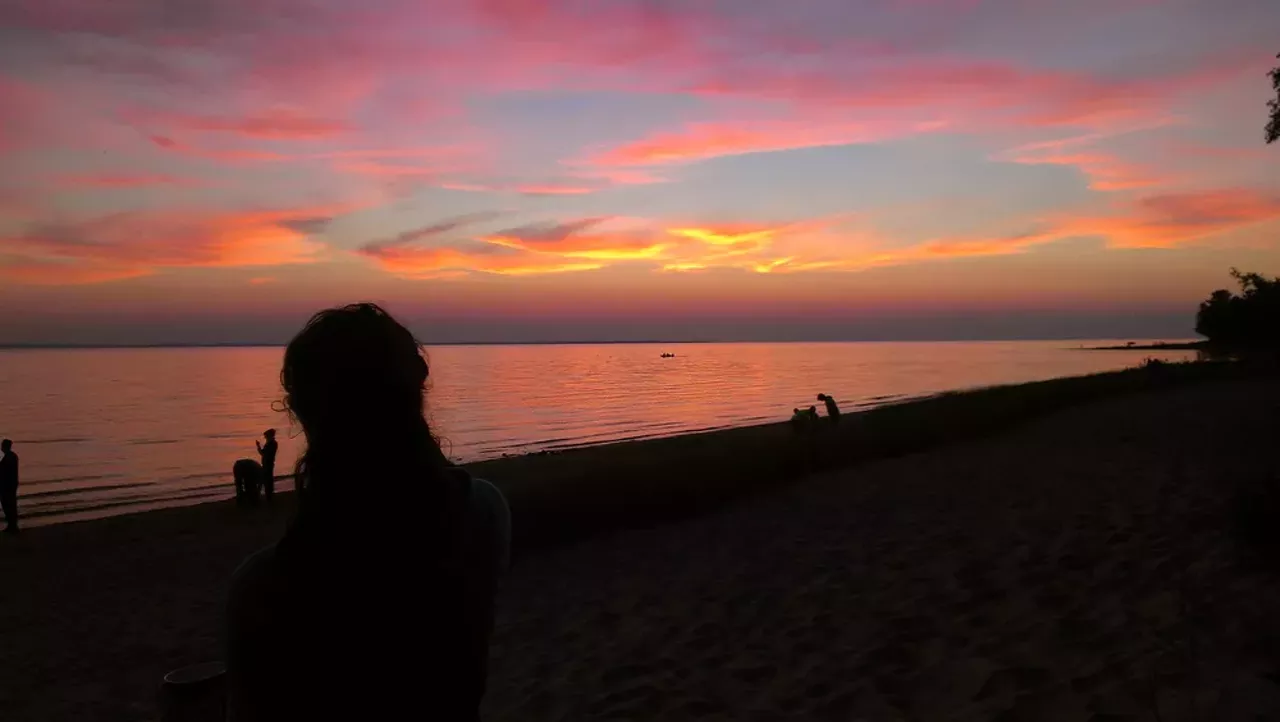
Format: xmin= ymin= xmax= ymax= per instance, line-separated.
xmin=0 ymin=439 xmax=18 ymax=533
xmin=255 ymin=429 xmax=278 ymax=500
xmin=817 ymin=393 xmax=841 ymax=424
xmin=226 ymin=304 xmax=510 ymax=722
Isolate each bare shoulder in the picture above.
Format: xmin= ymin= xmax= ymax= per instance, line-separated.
xmin=469 ymin=478 xmax=508 ymax=519
xmin=227 ymin=545 xmax=279 ymax=619
xmin=467 ymin=477 xmax=511 ymax=571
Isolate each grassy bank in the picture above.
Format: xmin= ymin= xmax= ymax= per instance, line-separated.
xmin=476 ymin=360 xmax=1268 ymax=550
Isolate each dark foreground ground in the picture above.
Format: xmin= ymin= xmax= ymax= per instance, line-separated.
xmin=1 ymin=371 xmax=1279 ymax=720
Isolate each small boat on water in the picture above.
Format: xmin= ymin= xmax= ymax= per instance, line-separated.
xmin=660 ymin=352 xmax=676 ymax=358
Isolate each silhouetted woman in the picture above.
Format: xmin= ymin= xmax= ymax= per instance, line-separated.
xmin=225 ymin=304 xmax=510 ymax=721
xmin=254 ymin=429 xmax=278 ymax=500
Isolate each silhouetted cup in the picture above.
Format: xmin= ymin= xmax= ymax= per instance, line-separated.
xmin=159 ymin=661 xmax=226 ymax=722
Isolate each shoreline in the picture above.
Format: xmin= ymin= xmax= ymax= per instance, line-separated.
xmin=1083 ymin=341 xmax=1206 ymax=351
xmin=32 ymin=359 xmax=1261 ymax=548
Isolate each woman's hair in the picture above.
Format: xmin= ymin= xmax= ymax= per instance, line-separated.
xmin=281 ymin=303 xmax=451 ymax=517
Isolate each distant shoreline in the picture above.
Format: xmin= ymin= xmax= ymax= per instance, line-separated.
xmin=1083 ymin=341 xmax=1206 ymax=351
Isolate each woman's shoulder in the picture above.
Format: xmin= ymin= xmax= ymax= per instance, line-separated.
xmin=227 ymin=545 xmax=280 ymax=617
xmin=454 ymin=472 xmax=510 ymax=572
xmin=467 ymin=476 xmax=508 ymax=516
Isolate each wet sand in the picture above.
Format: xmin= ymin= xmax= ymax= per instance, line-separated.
xmin=2 ymin=376 xmax=1279 ymax=720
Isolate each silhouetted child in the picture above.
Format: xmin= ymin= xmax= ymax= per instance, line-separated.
xmin=256 ymin=429 xmax=278 ymax=500
xmin=0 ymin=439 xmax=19 ymax=533
xmin=805 ymin=405 xmax=820 ymax=423
xmin=817 ymin=393 xmax=841 ymax=424
xmin=790 ymin=407 xmax=809 ymax=431
xmin=234 ymin=459 xmax=263 ymax=504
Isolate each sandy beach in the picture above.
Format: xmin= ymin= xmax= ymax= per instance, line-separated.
xmin=2 ymin=374 xmax=1279 ymax=720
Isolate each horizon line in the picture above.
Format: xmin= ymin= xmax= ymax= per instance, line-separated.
xmin=0 ymin=336 xmax=1199 ymax=350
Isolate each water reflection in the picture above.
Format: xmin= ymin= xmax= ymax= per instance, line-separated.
xmin=0 ymin=341 xmax=1196 ymax=525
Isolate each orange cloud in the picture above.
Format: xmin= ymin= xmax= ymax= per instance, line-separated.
xmin=360 ymin=216 xmax=677 ymax=277
xmin=999 ymin=137 xmax=1172 ymax=192
xmin=667 ymin=225 xmax=782 ymax=246
xmin=359 ymin=187 xmax=1279 ymax=283
xmin=482 ymin=218 xmax=672 ymax=260
xmin=484 ymin=234 xmax=670 ymax=260
xmin=0 ymin=259 xmax=149 ymax=285
xmin=661 ymin=262 xmax=707 ymax=272
xmin=845 ymin=188 xmax=1280 ymax=269
xmin=655 ymin=219 xmax=859 ymax=272
xmin=907 ymin=229 xmax=1066 ymax=260
xmin=654 ymin=188 xmax=1280 ymax=276
xmin=1068 ymin=189 xmax=1280 ymax=248
xmin=749 ymin=257 xmax=796 ymax=273
xmin=1 ymin=205 xmax=342 ymax=284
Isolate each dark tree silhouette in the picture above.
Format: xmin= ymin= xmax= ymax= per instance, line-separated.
xmin=1196 ymin=269 xmax=1280 ymax=350
xmin=1269 ymin=53 xmax=1280 ymax=144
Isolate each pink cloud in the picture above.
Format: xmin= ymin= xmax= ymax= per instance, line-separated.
xmin=437 ymin=181 xmax=599 ymax=195
xmin=58 ymin=174 xmax=205 ymax=189
xmin=588 ymin=122 xmax=893 ymax=167
xmin=5 ymin=0 xmax=1275 ymax=302
xmin=999 ymin=143 xmax=1172 ymax=192
xmin=516 ymin=184 xmax=596 ymax=196
xmin=0 ymin=76 xmax=54 ymax=153
xmin=566 ymin=167 xmax=669 ymax=186
xmin=338 ymin=161 xmax=441 ymax=178
xmin=164 ymin=109 xmax=353 ymax=140
xmin=581 ymin=47 xmax=1261 ymax=171
xmin=146 ymin=134 xmax=290 ymax=162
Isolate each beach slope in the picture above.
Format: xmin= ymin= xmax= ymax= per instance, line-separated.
xmin=1 ymin=375 xmax=1278 ymax=720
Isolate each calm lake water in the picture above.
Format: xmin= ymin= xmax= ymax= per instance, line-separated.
xmin=0 ymin=341 xmax=1197 ymax=526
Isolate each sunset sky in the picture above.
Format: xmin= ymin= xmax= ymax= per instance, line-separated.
xmin=1 ymin=0 xmax=1278 ymax=344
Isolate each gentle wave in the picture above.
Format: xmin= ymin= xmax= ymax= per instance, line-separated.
xmin=24 ymin=482 xmax=159 ymax=500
